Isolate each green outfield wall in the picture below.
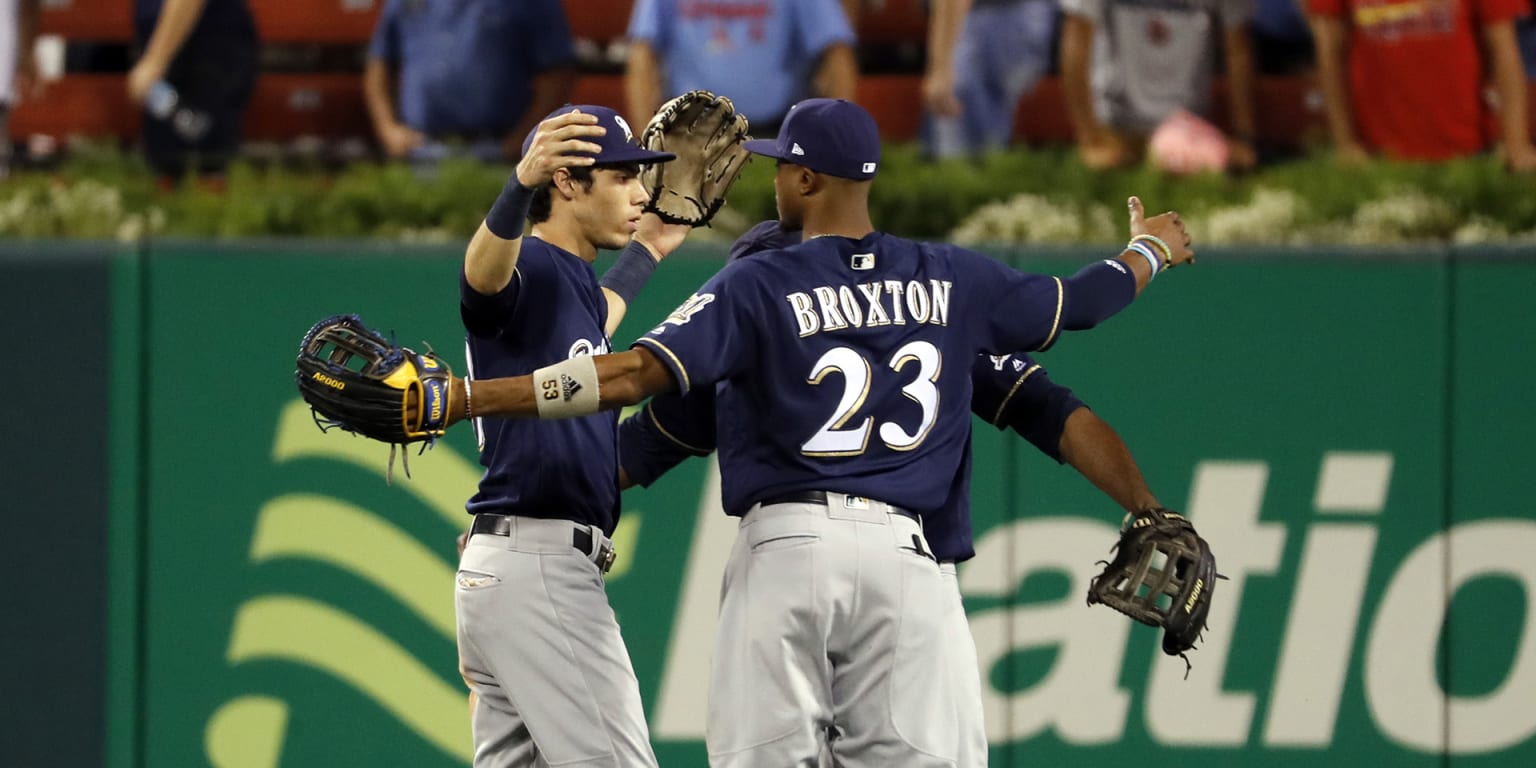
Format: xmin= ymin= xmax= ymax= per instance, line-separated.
xmin=5 ymin=241 xmax=1533 ymax=767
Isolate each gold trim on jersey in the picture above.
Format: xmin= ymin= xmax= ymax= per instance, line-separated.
xmin=992 ymin=364 xmax=1042 ymax=425
xmin=1038 ymin=277 xmax=1064 ymax=351
xmin=634 ymin=338 xmax=690 ymax=393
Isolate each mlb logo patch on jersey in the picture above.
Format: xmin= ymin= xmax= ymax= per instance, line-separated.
xmin=850 ymin=253 xmax=875 ymax=270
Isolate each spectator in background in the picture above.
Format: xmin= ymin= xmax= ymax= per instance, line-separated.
xmin=1521 ymin=8 xmax=1536 ymax=75
xmin=1059 ymin=0 xmax=1259 ymax=171
xmin=1 ymin=0 xmax=40 ymax=177
xmin=624 ymin=0 xmax=858 ymax=135
xmin=365 ymin=0 xmax=576 ymax=164
xmin=1250 ymin=0 xmax=1314 ymax=74
xmin=127 ymin=0 xmax=257 ymax=189
xmin=1308 ymin=0 xmax=1533 ymax=171
xmin=922 ymin=0 xmax=1060 ymax=158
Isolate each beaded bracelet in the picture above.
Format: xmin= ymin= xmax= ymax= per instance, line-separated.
xmin=1130 ymin=233 xmax=1173 ymax=268
xmin=1126 ymin=240 xmax=1161 ymax=279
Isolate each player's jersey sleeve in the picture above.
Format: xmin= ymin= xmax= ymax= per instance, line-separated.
xmin=633 ymin=263 xmax=760 ymax=395
xmin=618 ymin=389 xmax=718 ymax=487
xmin=626 ymin=0 xmax=669 ymax=49
xmin=529 ymin=0 xmax=577 ymax=71
xmin=969 ymin=353 xmax=1086 ymax=463
xmin=368 ymin=0 xmax=402 ymax=61
xmin=950 ymin=246 xmax=1070 ymax=354
xmin=728 ymin=221 xmax=801 ymax=262
xmin=794 ymin=0 xmax=856 ymax=56
xmin=460 ymin=259 xmax=530 ymax=339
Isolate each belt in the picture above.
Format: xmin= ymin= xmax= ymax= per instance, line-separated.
xmin=757 ymin=490 xmax=919 ymax=522
xmin=469 ymin=514 xmax=617 ymax=574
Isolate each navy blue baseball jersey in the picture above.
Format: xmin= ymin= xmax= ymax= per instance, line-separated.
xmin=634 ymin=232 xmax=1071 ymax=517
xmin=620 ymin=351 xmax=1084 ymax=560
xmin=461 ymin=237 xmax=620 ymax=532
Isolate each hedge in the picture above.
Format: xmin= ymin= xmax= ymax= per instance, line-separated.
xmin=2 ymin=144 xmax=1532 ymax=245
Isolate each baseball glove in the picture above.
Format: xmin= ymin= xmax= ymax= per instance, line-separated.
xmin=639 ymin=89 xmax=752 ymax=226
xmin=1087 ymin=508 xmax=1218 ymax=675
xmin=294 ymin=314 xmax=452 ymax=481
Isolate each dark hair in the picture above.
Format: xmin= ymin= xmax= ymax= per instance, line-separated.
xmin=528 ymin=165 xmax=596 ymax=223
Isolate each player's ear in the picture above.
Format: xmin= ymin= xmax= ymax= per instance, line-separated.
xmin=796 ymin=167 xmax=819 ymax=196
xmin=552 ymin=168 xmax=580 ymax=201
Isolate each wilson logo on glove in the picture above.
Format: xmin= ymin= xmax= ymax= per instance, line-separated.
xmin=294 ymin=314 xmax=451 ymax=483
xmin=1086 ymin=506 xmax=1224 ymax=677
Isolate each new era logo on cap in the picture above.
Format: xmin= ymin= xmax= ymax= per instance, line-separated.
xmin=741 ymin=99 xmax=882 ymax=181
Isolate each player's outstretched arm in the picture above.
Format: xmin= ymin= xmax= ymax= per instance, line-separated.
xmin=442 ymin=348 xmax=679 ymax=427
xmin=1058 ymin=408 xmax=1160 ymax=513
xmin=617 ymin=391 xmax=717 ymax=489
xmin=463 ymin=110 xmax=607 ymax=295
xmin=600 ymin=213 xmax=693 ymax=335
xmin=972 ymin=353 xmax=1159 ymax=512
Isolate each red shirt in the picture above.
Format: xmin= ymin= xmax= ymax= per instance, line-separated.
xmin=1308 ymin=0 xmax=1529 ymax=159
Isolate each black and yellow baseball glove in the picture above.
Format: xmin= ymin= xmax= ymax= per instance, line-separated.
xmin=639 ymin=89 xmax=752 ymax=227
xmin=1087 ymin=507 xmax=1218 ymax=674
xmin=294 ymin=314 xmax=452 ymax=480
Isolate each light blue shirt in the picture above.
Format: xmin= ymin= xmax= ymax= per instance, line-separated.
xmin=371 ymin=0 xmax=574 ymax=137
xmin=627 ymin=0 xmax=855 ymax=126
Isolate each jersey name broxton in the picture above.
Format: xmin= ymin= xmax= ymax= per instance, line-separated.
xmin=787 ymin=274 xmax=954 ymax=337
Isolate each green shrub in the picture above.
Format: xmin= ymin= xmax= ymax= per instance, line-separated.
xmin=1 ymin=144 xmax=1532 ymax=244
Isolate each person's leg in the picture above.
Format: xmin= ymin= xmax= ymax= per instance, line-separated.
xmin=941 ymin=562 xmax=988 ymax=767
xmin=707 ymin=505 xmax=835 ymax=767
xmin=457 ymin=519 xmax=657 ymax=768
xmin=826 ymin=502 xmax=956 ymax=767
xmin=977 ymin=0 xmax=1058 ymax=150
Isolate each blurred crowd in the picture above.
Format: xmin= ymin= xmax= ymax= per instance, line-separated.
xmin=5 ymin=0 xmax=1536 ymax=186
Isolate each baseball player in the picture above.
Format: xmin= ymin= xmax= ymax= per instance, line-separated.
xmin=454 ymin=103 xmax=686 ymax=767
xmin=615 ymin=219 xmax=1165 ymax=766
xmin=437 ymin=99 xmax=1193 ymax=765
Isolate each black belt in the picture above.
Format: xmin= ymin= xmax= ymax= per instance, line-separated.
xmin=469 ymin=514 xmax=617 ymax=574
xmin=757 ymin=490 xmax=919 ymax=522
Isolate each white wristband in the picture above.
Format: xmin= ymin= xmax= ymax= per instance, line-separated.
xmin=532 ymin=355 xmax=602 ymax=419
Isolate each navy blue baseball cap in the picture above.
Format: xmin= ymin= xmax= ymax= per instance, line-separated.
xmin=521 ymin=105 xmax=675 ymax=165
xmin=742 ymin=98 xmax=880 ymax=180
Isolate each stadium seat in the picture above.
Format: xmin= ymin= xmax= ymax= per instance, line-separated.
xmin=247 ymin=0 xmax=381 ymax=44
xmin=854 ymin=0 xmax=928 ymax=46
xmin=10 ymin=74 xmax=137 ymax=139
xmin=242 ymin=74 xmax=373 ymax=141
xmin=565 ymin=0 xmax=633 ymax=44
xmin=38 ymin=0 xmax=133 ymax=42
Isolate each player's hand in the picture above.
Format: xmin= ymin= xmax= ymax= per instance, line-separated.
xmin=922 ymin=68 xmax=961 ymax=117
xmin=378 ymin=120 xmax=427 ymax=158
xmin=1127 ymin=196 xmax=1194 ymax=268
xmin=1079 ymin=132 xmax=1130 ymax=170
xmin=516 ymin=110 xmax=606 ymax=188
xmin=125 ymin=57 xmax=166 ymax=106
xmin=456 ymin=531 xmax=469 ymax=558
xmin=1226 ymin=138 xmax=1257 ymax=173
xmin=1503 ymin=141 xmax=1536 ymax=174
xmin=1334 ymin=140 xmax=1370 ymax=167
xmin=633 ymin=212 xmax=692 ymax=262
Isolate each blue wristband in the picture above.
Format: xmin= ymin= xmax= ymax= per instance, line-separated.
xmin=1127 ymin=241 xmax=1160 ymax=279
xmin=1131 ymin=234 xmax=1172 ymax=267
xmin=599 ymin=240 xmax=660 ymax=305
xmin=484 ymin=177 xmax=535 ymax=240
